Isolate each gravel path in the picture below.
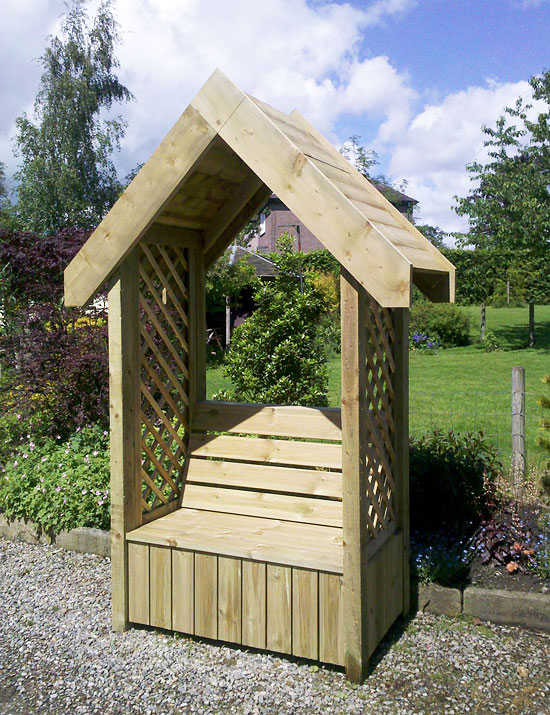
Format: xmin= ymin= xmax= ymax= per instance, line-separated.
xmin=1 ymin=539 xmax=549 ymax=715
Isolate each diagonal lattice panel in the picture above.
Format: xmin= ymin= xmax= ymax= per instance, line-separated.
xmin=138 ymin=242 xmax=190 ymax=514
xmin=364 ymin=294 xmax=397 ymax=537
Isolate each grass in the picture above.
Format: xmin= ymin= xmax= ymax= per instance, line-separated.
xmin=206 ymin=304 xmax=550 ymax=467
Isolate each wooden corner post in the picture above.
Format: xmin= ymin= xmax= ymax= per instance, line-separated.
xmin=340 ymin=269 xmax=370 ymax=683
xmin=108 ymin=249 xmax=142 ymax=632
xmin=392 ymin=308 xmax=410 ymax=616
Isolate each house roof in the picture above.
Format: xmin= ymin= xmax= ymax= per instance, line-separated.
xmin=228 ymin=245 xmax=278 ymax=278
xmin=64 ymin=69 xmax=454 ymax=308
xmin=369 ymin=181 xmax=418 ymax=207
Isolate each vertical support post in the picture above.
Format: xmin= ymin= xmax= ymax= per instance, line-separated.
xmin=392 ymin=308 xmax=410 ymax=616
xmin=512 ymin=366 xmax=526 ymax=500
xmin=108 ymin=249 xmax=141 ymax=632
xmin=189 ymin=248 xmax=207 ymax=408
xmin=480 ymin=303 xmax=486 ymax=342
xmin=340 ymin=269 xmax=369 ymax=684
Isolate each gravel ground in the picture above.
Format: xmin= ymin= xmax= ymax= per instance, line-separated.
xmin=1 ymin=539 xmax=550 ymax=715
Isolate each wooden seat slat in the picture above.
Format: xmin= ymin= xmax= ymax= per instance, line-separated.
xmin=192 ymin=400 xmax=342 ymax=441
xmin=189 ymin=433 xmax=342 ymax=470
xmin=127 ymin=508 xmax=344 ymax=573
xmin=181 ymin=484 xmax=342 ymax=527
xmin=186 ymin=457 xmax=342 ymax=498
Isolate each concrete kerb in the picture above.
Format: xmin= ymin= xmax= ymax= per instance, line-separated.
xmin=0 ymin=514 xmax=110 ymax=557
xmin=1 ymin=514 xmax=549 ymax=633
xmin=416 ymin=581 xmax=550 ymax=633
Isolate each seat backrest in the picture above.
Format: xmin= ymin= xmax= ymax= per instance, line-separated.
xmin=183 ymin=401 xmax=342 ymax=528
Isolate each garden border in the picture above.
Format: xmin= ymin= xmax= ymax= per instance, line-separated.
xmin=0 ymin=514 xmax=109 ymax=557
xmin=1 ymin=515 xmax=549 ymax=634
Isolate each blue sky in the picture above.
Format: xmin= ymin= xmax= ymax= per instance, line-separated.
xmin=1 ymin=0 xmax=549 ymax=236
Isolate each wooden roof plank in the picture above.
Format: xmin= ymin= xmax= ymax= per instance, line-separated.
xmin=216 ymin=96 xmax=412 ymax=307
xmin=290 ymin=109 xmax=456 ymax=301
xmin=64 ymin=70 xmax=245 ymax=307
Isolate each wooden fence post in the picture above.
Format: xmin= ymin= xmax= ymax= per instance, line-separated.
xmin=340 ymin=269 xmax=369 ymax=683
xmin=511 ymin=366 xmax=526 ymax=500
xmin=108 ymin=249 xmax=142 ymax=632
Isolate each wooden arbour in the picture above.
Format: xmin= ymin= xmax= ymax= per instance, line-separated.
xmin=65 ymin=70 xmax=454 ymax=682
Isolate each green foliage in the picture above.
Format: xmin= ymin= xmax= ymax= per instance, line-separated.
xmin=205 ymin=247 xmax=260 ymax=316
xmin=416 ymin=224 xmax=448 ymax=249
xmin=411 ymin=535 xmax=470 ymax=587
xmin=454 ymin=71 xmax=550 ymax=341
xmin=13 ymin=0 xmax=133 ymax=233
xmin=301 ymin=249 xmax=340 ymax=275
xmin=410 ymin=302 xmax=470 ymax=348
xmin=539 ymin=375 xmax=550 ymax=486
xmin=441 ymin=248 xmax=550 ymax=306
xmin=481 ymin=329 xmax=500 ymax=353
xmin=410 ymin=429 xmax=502 ymax=537
xmin=0 ymin=424 xmax=109 ymax=533
xmin=221 ymin=233 xmax=329 ymax=406
xmin=339 ymin=135 xmax=379 ymax=176
xmin=409 ymin=332 xmax=440 ymax=354
xmin=536 ymin=510 xmax=550 ymax=579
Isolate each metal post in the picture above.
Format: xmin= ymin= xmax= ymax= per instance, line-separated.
xmin=511 ymin=366 xmax=526 ymax=501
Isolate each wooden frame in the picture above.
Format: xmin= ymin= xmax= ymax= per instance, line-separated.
xmin=64 ymin=69 xmax=454 ymax=683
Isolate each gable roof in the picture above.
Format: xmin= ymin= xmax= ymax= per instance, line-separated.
xmin=228 ymin=245 xmax=278 ymax=278
xmin=64 ymin=69 xmax=454 ymax=308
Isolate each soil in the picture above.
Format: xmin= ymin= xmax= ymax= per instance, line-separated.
xmin=468 ymin=553 xmax=550 ymax=593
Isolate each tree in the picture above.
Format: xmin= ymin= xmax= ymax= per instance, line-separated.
xmin=416 ymin=224 xmax=448 ymax=249
xmin=14 ymin=0 xmax=133 ymax=234
xmin=340 ymin=135 xmax=380 ymax=176
xmin=0 ymin=162 xmax=7 ymax=206
xmin=455 ymin=73 xmax=550 ymax=345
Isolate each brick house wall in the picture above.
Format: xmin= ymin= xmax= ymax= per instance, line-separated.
xmin=250 ymin=187 xmax=417 ymax=254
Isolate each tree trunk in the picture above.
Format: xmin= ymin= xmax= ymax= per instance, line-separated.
xmin=528 ymin=302 xmax=535 ymax=347
xmin=480 ymin=303 xmax=486 ymax=341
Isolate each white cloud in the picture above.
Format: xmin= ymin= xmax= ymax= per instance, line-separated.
xmin=0 ymin=0 xmax=420 ymax=183
xmin=108 ymin=0 xmax=418 ymax=171
xmin=388 ymin=80 xmax=541 ymax=235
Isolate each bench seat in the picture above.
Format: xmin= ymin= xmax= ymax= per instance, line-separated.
xmin=127 ymin=507 xmax=344 ymax=573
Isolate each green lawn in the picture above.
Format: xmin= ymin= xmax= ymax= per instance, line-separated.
xmin=207 ymin=305 xmax=550 ymax=467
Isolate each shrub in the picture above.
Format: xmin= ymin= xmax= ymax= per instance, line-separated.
xmin=0 ymin=228 xmax=109 ymax=439
xmin=409 ymin=332 xmax=440 ymax=354
xmin=409 ymin=302 xmax=470 ymax=348
xmin=222 ymin=234 xmax=329 ymax=406
xmin=481 ymin=329 xmax=500 ymax=352
xmin=411 ymin=534 xmax=470 ymax=587
xmin=0 ymin=424 xmax=110 ymax=533
xmin=409 ymin=429 xmax=502 ymax=538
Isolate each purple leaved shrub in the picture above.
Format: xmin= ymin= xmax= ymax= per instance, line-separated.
xmin=0 ymin=228 xmax=109 ymax=443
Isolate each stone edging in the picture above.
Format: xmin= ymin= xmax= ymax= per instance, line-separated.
xmin=1 ymin=515 xmax=549 ymax=633
xmin=417 ymin=582 xmax=550 ymax=633
xmin=0 ymin=514 xmax=110 ymax=558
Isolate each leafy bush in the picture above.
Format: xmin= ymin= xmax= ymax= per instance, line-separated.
xmin=409 ymin=332 xmax=440 ymax=354
xmin=0 ymin=228 xmax=109 ymax=439
xmin=409 ymin=302 xmax=470 ymax=348
xmin=222 ymin=234 xmax=329 ymax=406
xmin=481 ymin=329 xmax=500 ymax=352
xmin=0 ymin=424 xmax=110 ymax=533
xmin=409 ymin=429 xmax=502 ymax=538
